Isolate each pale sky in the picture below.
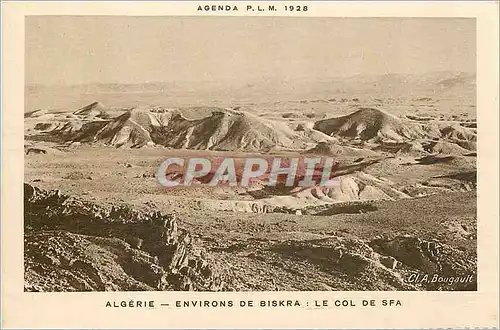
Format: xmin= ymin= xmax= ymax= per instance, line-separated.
xmin=25 ymin=17 xmax=476 ymax=85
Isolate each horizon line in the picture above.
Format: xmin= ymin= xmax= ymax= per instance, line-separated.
xmin=25 ymin=70 xmax=477 ymax=88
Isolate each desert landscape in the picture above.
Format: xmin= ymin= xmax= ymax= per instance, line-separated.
xmin=24 ymin=17 xmax=477 ymax=291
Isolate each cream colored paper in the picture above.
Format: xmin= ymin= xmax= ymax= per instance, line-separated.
xmin=2 ymin=1 xmax=499 ymax=328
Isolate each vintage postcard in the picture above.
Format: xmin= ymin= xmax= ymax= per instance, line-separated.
xmin=2 ymin=1 xmax=499 ymax=329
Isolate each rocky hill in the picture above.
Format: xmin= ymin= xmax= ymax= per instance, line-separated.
xmin=313 ymin=108 xmax=426 ymax=142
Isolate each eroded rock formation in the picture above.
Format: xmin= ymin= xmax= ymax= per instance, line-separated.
xmin=24 ymin=183 xmax=228 ymax=291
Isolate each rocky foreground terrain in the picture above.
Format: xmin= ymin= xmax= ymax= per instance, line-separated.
xmin=25 ymin=183 xmax=476 ymax=291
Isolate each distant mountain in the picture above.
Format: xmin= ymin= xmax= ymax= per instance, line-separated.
xmin=25 ymin=71 xmax=476 ymax=111
xmin=436 ymin=72 xmax=476 ymax=88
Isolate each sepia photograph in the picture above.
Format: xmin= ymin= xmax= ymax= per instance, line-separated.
xmin=23 ymin=16 xmax=478 ymax=292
